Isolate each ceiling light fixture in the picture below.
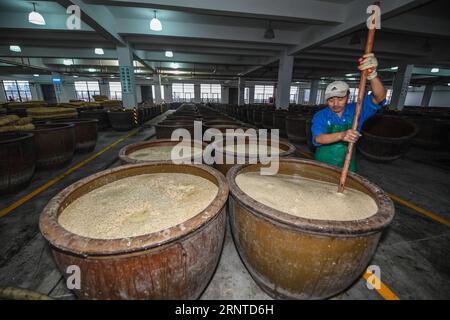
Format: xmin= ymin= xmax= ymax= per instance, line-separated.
xmin=170 ymin=62 xmax=179 ymax=69
xmin=33 ymin=74 xmax=39 ymax=77
xmin=150 ymin=10 xmax=162 ymax=31
xmin=264 ymin=21 xmax=275 ymax=39
xmin=28 ymin=2 xmax=46 ymax=26
xmin=165 ymin=51 xmax=173 ymax=58
xmin=391 ymin=66 xmax=398 ymax=71
xmin=94 ymin=48 xmax=104 ymax=55
xmin=73 ymin=75 xmax=78 ymax=78
xmin=88 ymin=68 xmax=96 ymax=72
xmin=431 ymin=68 xmax=439 ymax=73
xmin=9 ymin=45 xmax=21 ymax=53
xmin=63 ymin=59 xmax=74 ymax=66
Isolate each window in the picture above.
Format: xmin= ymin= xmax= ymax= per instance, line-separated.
xmin=290 ymin=86 xmax=299 ymax=103
xmin=244 ymin=87 xmax=249 ymax=104
xmin=316 ymin=89 xmax=324 ymax=105
xmin=2 ymin=80 xmax=32 ymax=102
xmin=386 ymin=89 xmax=393 ymax=103
xmin=254 ymin=85 xmax=274 ymax=103
xmin=302 ymin=89 xmax=310 ymax=104
xmin=151 ymin=85 xmax=165 ymax=102
xmin=200 ymin=84 xmax=221 ymax=103
xmin=109 ymin=82 xmax=122 ymax=100
xmin=349 ymin=88 xmax=360 ymax=103
xmin=74 ymin=81 xmax=100 ymax=101
xmin=172 ymin=83 xmax=194 ymax=102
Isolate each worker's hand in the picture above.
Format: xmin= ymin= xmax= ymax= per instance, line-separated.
xmin=340 ymin=129 xmax=362 ymax=143
xmin=358 ymin=53 xmax=378 ymax=80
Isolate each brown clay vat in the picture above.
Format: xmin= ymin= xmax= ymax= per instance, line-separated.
xmin=227 ymin=158 xmax=395 ymax=299
xmin=119 ymin=139 xmax=207 ymax=164
xmin=0 ymin=132 xmax=36 ymax=194
xmin=39 ymin=162 xmax=229 ymax=300
xmin=26 ymin=123 xmax=75 ymax=169
xmin=358 ymin=115 xmax=418 ymax=162
xmin=47 ymin=118 xmax=98 ymax=153
xmin=213 ymin=139 xmax=295 ymax=176
xmin=155 ymin=120 xmax=196 ymax=139
xmin=286 ymin=115 xmax=308 ymax=144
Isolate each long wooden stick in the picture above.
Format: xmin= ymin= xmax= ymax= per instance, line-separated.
xmin=338 ymin=1 xmax=380 ymax=193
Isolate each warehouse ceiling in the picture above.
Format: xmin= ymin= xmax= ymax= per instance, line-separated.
xmin=0 ymin=0 xmax=449 ymax=85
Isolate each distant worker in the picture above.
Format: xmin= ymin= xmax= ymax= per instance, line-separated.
xmin=311 ymin=53 xmax=387 ymax=172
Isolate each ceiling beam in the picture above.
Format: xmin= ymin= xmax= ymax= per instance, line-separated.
xmin=87 ymin=0 xmax=345 ymax=24
xmin=382 ymin=14 xmax=450 ymax=39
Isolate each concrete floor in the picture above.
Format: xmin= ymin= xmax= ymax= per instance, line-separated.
xmin=0 ymin=113 xmax=449 ymax=300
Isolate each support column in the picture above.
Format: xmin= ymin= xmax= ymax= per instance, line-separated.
xmin=0 ymin=81 xmax=8 ymax=102
xmin=99 ymin=81 xmax=110 ymax=98
xmin=238 ymin=77 xmax=245 ymax=106
xmin=164 ymin=84 xmax=172 ymax=103
xmin=421 ymin=84 xmax=433 ymax=107
xmin=194 ymin=83 xmax=201 ymax=103
xmin=275 ymin=51 xmax=294 ymax=109
xmin=52 ymin=73 xmax=72 ymax=103
xmin=298 ymin=85 xmax=304 ymax=104
xmin=308 ymin=80 xmax=319 ymax=105
xmin=117 ymin=45 xmax=137 ymax=109
xmin=30 ymin=83 xmax=42 ymax=101
xmin=248 ymin=85 xmax=255 ymax=104
xmin=221 ymin=86 xmax=229 ymax=104
xmin=154 ymin=74 xmax=162 ymax=104
xmin=390 ymin=64 xmax=414 ymax=110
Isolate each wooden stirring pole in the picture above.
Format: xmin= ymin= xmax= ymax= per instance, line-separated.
xmin=338 ymin=1 xmax=380 ymax=193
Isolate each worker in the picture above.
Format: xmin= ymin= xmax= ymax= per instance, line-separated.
xmin=311 ymin=53 xmax=387 ymax=172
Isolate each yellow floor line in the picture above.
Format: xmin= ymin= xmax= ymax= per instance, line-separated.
xmin=363 ymin=270 xmax=400 ymax=300
xmin=0 ymin=128 xmax=140 ymax=219
xmin=388 ymin=193 xmax=450 ymax=228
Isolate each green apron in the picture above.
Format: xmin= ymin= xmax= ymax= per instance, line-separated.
xmin=314 ymin=115 xmax=357 ymax=172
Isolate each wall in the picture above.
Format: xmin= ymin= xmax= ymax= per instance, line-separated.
xmin=404 ymin=85 xmax=450 ymax=107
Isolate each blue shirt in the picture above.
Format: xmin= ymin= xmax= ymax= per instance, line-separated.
xmin=311 ymin=94 xmax=386 ymax=147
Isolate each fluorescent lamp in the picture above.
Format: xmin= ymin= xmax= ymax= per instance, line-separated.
xmin=150 ymin=10 xmax=162 ymax=31
xmin=73 ymin=75 xmax=78 ymax=78
xmin=94 ymin=48 xmax=104 ymax=55
xmin=9 ymin=45 xmax=21 ymax=53
xmin=63 ymin=59 xmax=73 ymax=66
xmin=165 ymin=51 xmax=173 ymax=58
xmin=88 ymin=68 xmax=96 ymax=72
xmin=28 ymin=3 xmax=46 ymax=25
xmin=391 ymin=66 xmax=398 ymax=71
xmin=170 ymin=62 xmax=179 ymax=69
xmin=431 ymin=68 xmax=439 ymax=73
xmin=345 ymin=74 xmax=353 ymax=77
xmin=33 ymin=74 xmax=39 ymax=77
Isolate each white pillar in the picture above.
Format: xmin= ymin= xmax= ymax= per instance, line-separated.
xmin=421 ymin=84 xmax=433 ymax=107
xmin=0 ymin=85 xmax=6 ymax=102
xmin=30 ymin=83 xmax=42 ymax=101
xmin=297 ymin=85 xmax=303 ymax=104
xmin=248 ymin=85 xmax=255 ymax=104
xmin=238 ymin=77 xmax=246 ymax=106
xmin=117 ymin=45 xmax=137 ymax=109
xmin=221 ymin=86 xmax=229 ymax=104
xmin=154 ymin=74 xmax=163 ymax=104
xmin=52 ymin=73 xmax=73 ymax=103
xmin=309 ymin=80 xmax=319 ymax=105
xmin=275 ymin=51 xmax=294 ymax=109
xmin=390 ymin=64 xmax=414 ymax=110
xmin=99 ymin=82 xmax=110 ymax=98
xmin=194 ymin=83 xmax=201 ymax=103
